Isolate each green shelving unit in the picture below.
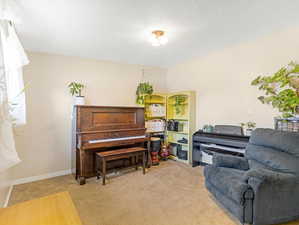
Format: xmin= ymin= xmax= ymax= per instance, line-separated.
xmin=144 ymin=91 xmax=196 ymax=165
xmin=166 ymin=91 xmax=196 ymax=165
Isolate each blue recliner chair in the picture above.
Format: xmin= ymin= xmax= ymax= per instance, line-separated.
xmin=204 ymin=128 xmax=299 ymax=225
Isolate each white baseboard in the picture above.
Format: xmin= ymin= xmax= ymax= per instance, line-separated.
xmin=13 ymin=169 xmax=72 ymax=185
xmin=2 ymin=169 xmax=73 ymax=207
xmin=3 ymin=185 xmax=13 ymax=208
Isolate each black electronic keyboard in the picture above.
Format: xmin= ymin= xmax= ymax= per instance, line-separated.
xmin=192 ymin=129 xmax=250 ymax=166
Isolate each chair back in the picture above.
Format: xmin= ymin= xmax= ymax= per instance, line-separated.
xmin=245 ymin=128 xmax=299 ymax=174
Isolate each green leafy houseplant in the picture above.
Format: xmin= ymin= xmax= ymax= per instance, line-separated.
xmin=251 ymin=62 xmax=299 ymax=118
xmin=241 ymin=122 xmax=256 ymax=129
xmin=241 ymin=121 xmax=256 ymax=136
xmin=68 ymin=82 xmax=85 ymax=97
xmin=136 ymin=82 xmax=153 ymax=105
xmin=174 ymin=95 xmax=187 ymax=114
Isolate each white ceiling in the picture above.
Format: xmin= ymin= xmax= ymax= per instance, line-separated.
xmin=15 ymin=0 xmax=299 ymax=67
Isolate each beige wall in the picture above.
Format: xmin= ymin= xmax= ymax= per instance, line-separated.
xmin=12 ymin=52 xmax=167 ymax=180
xmin=166 ymin=27 xmax=299 ymax=130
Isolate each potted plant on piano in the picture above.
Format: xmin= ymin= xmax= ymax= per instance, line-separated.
xmin=68 ymin=82 xmax=85 ymax=105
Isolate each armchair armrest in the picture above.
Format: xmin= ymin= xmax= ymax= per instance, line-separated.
xmin=243 ymin=168 xmax=299 ymax=225
xmin=213 ymin=153 xmax=249 ymax=170
xmin=244 ymin=168 xmax=298 ymax=189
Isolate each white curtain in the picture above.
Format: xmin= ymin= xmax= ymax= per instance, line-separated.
xmin=1 ymin=22 xmax=28 ymax=125
xmin=0 ymin=0 xmax=21 ymax=23
xmin=0 ymin=77 xmax=21 ymax=171
xmin=0 ymin=0 xmax=28 ymax=171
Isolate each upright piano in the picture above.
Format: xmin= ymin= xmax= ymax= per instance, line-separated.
xmin=73 ymin=106 xmax=149 ymax=185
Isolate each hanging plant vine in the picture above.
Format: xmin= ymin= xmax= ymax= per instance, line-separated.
xmin=136 ymin=82 xmax=154 ymax=105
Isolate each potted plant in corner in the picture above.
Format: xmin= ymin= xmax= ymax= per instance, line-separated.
xmin=68 ymin=82 xmax=85 ymax=105
xmin=251 ymin=62 xmax=299 ymax=131
xmin=251 ymin=61 xmax=299 ymax=118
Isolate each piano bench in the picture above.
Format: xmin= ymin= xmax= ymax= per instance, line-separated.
xmin=95 ymin=147 xmax=147 ymax=185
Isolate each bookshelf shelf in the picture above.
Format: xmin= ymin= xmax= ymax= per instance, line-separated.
xmin=144 ymin=93 xmax=167 ymax=121
xmin=168 ymin=141 xmax=189 ymax=146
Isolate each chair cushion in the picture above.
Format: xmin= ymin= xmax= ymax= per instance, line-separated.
xmin=204 ymin=166 xmax=253 ymax=204
xmin=246 ymin=143 xmax=299 ymax=174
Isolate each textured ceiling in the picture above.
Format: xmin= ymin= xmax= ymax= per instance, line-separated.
xmin=15 ymin=0 xmax=299 ymax=67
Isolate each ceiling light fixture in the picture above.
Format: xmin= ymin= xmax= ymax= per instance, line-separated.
xmin=149 ymin=30 xmax=168 ymax=46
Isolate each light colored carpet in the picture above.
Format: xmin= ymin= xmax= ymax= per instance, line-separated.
xmin=9 ymin=161 xmax=299 ymax=225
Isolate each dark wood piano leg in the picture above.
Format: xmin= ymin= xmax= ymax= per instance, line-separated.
xmin=75 ymin=149 xmax=79 ymax=180
xmin=102 ymin=158 xmax=106 ymax=185
xmin=135 ymin=155 xmax=138 ymax=170
xmin=78 ymin=149 xmax=86 ymax=185
xmin=142 ymin=152 xmax=146 ymax=175
xmin=96 ymin=154 xmax=100 ymax=180
xmin=147 ymin=139 xmax=152 ymax=168
xmin=79 ymin=176 xmax=86 ymax=185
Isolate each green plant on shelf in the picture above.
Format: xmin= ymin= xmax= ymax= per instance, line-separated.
xmin=174 ymin=95 xmax=187 ymax=114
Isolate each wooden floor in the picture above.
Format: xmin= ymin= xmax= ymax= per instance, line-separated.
xmin=8 ymin=161 xmax=299 ymax=225
xmin=0 ymin=192 xmax=82 ymax=225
